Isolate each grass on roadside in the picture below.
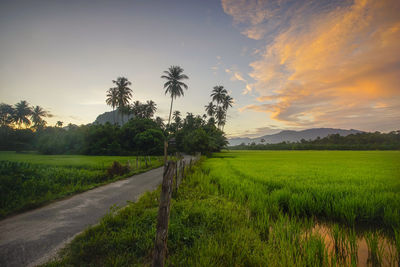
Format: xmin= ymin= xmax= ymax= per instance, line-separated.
xmin=43 ymin=151 xmax=400 ymax=266
xmin=0 ymin=151 xmax=163 ymax=218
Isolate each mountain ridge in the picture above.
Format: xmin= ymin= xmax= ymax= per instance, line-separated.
xmin=228 ymin=128 xmax=363 ymax=146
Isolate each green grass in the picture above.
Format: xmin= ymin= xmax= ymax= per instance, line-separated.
xmin=0 ymin=151 xmax=149 ymax=169
xmin=205 ymin=151 xmax=400 ymax=229
xmin=44 ymin=151 xmax=400 ymax=266
xmin=0 ymin=151 xmax=163 ymax=218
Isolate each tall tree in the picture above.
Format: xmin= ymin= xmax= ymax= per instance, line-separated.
xmin=210 ymin=85 xmax=227 ymax=105
xmin=221 ymin=94 xmax=233 ymax=131
xmin=146 ymin=100 xmax=157 ymax=118
xmin=0 ymin=103 xmax=14 ymax=127
xmin=222 ymin=95 xmax=233 ymax=111
xmin=111 ymin=77 xmax=133 ymax=124
xmin=215 ymin=106 xmax=226 ymax=130
xmin=205 ymin=102 xmax=216 ymax=117
xmin=172 ymin=110 xmax=181 ymax=124
xmin=13 ymin=100 xmax=32 ymax=129
xmin=106 ymin=87 xmax=118 ymax=124
xmin=161 ymin=66 xmax=189 ymax=127
xmin=31 ymin=105 xmax=51 ymax=129
xmin=56 ymin=121 xmax=63 ymax=127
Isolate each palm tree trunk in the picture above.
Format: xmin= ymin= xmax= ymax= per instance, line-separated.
xmin=167 ymin=97 xmax=174 ymax=126
xmin=112 ymin=107 xmax=115 ymax=124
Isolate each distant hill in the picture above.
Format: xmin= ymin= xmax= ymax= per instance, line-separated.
xmin=228 ymin=128 xmax=363 ymax=146
xmin=93 ymin=110 xmax=134 ymax=126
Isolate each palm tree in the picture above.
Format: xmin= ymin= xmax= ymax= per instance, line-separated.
xmin=106 ymin=87 xmax=118 ymax=124
xmin=131 ymin=100 xmax=142 ymax=118
xmin=111 ymin=77 xmax=133 ymax=124
xmin=222 ymin=95 xmax=233 ymax=111
xmin=210 ymin=85 xmax=227 ymax=105
xmin=205 ymin=102 xmax=216 ymax=117
xmin=56 ymin=121 xmax=63 ymax=127
xmin=13 ymin=100 xmax=32 ymax=128
xmin=146 ymin=100 xmax=157 ymax=118
xmin=161 ymin=66 xmax=189 ymax=126
xmin=31 ymin=105 xmax=51 ymax=129
xmin=215 ymin=106 xmax=226 ymax=130
xmin=172 ymin=110 xmax=181 ymax=124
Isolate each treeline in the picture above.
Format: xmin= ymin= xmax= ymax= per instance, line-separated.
xmin=0 ymin=113 xmax=227 ymax=155
xmin=230 ymin=131 xmax=400 ymax=150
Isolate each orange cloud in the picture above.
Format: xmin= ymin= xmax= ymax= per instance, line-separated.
xmin=226 ymin=68 xmax=254 ymax=94
xmin=223 ymin=0 xmax=400 ymax=131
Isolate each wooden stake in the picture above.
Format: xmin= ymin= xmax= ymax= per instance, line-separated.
xmin=152 ymin=161 xmax=176 ymax=267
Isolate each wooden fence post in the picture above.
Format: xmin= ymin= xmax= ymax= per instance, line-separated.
xmin=175 ymin=160 xmax=179 ymax=193
xmin=182 ymin=161 xmax=185 ymax=179
xmin=152 ymin=161 xmax=176 ymax=267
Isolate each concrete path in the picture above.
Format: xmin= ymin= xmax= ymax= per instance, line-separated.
xmin=0 ymin=158 xmax=192 ymax=267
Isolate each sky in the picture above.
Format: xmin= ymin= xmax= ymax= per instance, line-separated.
xmin=0 ymin=0 xmax=399 ymax=138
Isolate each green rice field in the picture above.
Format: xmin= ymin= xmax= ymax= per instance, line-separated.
xmin=0 ymin=151 xmax=163 ymax=218
xmin=43 ymin=151 xmax=400 ymax=266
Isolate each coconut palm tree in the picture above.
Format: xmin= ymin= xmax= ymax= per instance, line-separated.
xmin=172 ymin=110 xmax=181 ymax=124
xmin=205 ymin=102 xmax=216 ymax=117
xmin=210 ymin=85 xmax=227 ymax=106
xmin=106 ymin=87 xmax=118 ymax=124
xmin=31 ymin=105 xmax=51 ymax=129
xmin=13 ymin=100 xmax=32 ymax=128
xmin=146 ymin=100 xmax=157 ymax=118
xmin=222 ymin=95 xmax=233 ymax=111
xmin=111 ymin=77 xmax=133 ymax=124
xmin=215 ymin=106 xmax=226 ymax=130
xmin=56 ymin=121 xmax=63 ymax=127
xmin=161 ymin=66 xmax=189 ymax=126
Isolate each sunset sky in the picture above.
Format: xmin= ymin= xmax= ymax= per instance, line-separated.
xmin=1 ymin=0 xmax=399 ymax=137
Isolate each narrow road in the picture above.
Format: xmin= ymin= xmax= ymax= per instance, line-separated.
xmin=0 ymin=158 xmax=192 ymax=267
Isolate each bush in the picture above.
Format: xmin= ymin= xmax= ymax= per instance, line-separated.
xmin=107 ymin=161 xmax=129 ymax=177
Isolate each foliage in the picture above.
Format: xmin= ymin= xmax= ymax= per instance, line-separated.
xmin=230 ymin=131 xmax=400 ymax=150
xmin=0 ymin=117 xmax=166 ymax=155
xmin=161 ymin=65 xmax=189 ymax=125
xmin=0 ymin=152 xmax=163 ymax=217
xmin=44 ymin=151 xmax=400 ymax=266
xmin=13 ymin=100 xmax=32 ymax=128
xmin=205 ymin=85 xmax=233 ymax=130
xmin=172 ymin=113 xmax=228 ymax=155
xmin=130 ymin=100 xmax=157 ymax=119
xmin=110 ymin=77 xmax=133 ymax=123
xmin=107 ymin=161 xmax=129 ymax=177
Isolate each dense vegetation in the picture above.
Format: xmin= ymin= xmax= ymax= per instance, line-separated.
xmin=230 ymin=131 xmax=400 ymax=150
xmin=44 ymin=151 xmax=400 ymax=266
xmin=0 ymin=113 xmax=227 ymax=156
xmin=0 ymin=152 xmax=163 ymax=218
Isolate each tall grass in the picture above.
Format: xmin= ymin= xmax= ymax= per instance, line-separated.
xmin=204 ymin=151 xmax=400 ymax=229
xmin=0 ymin=153 xmax=163 ymax=217
xmin=43 ymin=151 xmax=399 ymax=266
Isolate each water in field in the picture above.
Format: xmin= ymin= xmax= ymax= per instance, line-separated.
xmin=311 ymin=224 xmax=398 ymax=266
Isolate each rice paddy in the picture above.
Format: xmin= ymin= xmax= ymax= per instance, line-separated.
xmin=0 ymin=151 xmax=163 ymax=218
xmin=42 ymin=151 xmax=400 ymax=266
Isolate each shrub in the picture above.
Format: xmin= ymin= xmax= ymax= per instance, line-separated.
xmin=107 ymin=161 xmax=129 ymax=177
